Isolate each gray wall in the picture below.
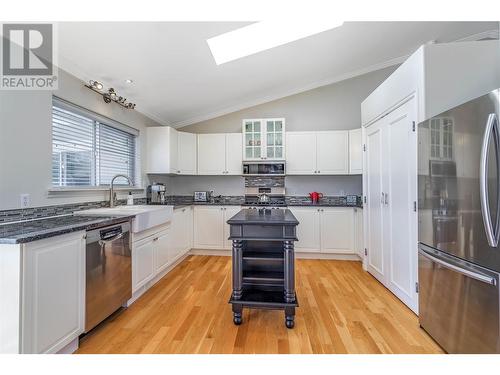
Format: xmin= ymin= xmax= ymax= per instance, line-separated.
xmin=0 ymin=69 xmax=162 ymax=210
xmin=170 ymin=66 xmax=396 ymax=197
xmin=150 ymin=175 xmax=362 ymax=197
xmin=180 ymin=66 xmax=397 ymax=133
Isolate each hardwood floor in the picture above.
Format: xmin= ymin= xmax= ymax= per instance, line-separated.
xmin=77 ymin=255 xmax=443 ymax=354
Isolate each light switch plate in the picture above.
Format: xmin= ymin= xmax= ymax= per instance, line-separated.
xmin=20 ymin=193 xmax=30 ymax=208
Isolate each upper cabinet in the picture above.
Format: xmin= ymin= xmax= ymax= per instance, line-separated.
xmin=197 ymin=133 xmax=242 ymax=175
xmin=146 ymin=127 xmax=197 ymax=175
xmin=177 ymin=131 xmax=197 ymax=175
xmin=286 ymin=130 xmax=350 ymax=175
xmin=242 ymin=118 xmax=285 ymax=161
xmin=146 ymin=126 xmax=178 ymax=174
xmin=349 ymin=128 xmax=362 ymax=174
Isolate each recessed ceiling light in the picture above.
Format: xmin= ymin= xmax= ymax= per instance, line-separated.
xmin=125 ymin=79 xmax=134 ymax=84
xmin=207 ymin=20 xmax=343 ymax=65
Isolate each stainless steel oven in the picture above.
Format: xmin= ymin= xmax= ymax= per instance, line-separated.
xmin=242 ymin=161 xmax=285 ymax=176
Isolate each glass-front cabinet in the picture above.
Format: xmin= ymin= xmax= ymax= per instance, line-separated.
xmin=242 ymin=118 xmax=285 ymax=160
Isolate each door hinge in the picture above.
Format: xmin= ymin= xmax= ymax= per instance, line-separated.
xmin=412 ymin=121 xmax=416 ymax=132
xmin=363 ymin=144 xmax=367 ymax=152
xmin=415 ymin=282 xmax=419 ymax=293
xmin=364 ymin=196 xmax=367 ymax=204
xmin=413 ymin=201 xmax=417 ymax=212
xmin=364 ymin=248 xmax=368 ymax=256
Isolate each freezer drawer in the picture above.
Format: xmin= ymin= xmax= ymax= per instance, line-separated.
xmin=418 ymin=244 xmax=500 ymax=353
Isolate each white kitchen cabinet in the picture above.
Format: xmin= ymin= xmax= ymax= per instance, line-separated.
xmin=177 ymin=131 xmax=197 ymax=174
xmin=21 ymin=231 xmax=85 ymax=354
xmin=225 ymin=133 xmax=243 ymax=175
xmin=285 ymin=132 xmax=316 ymax=174
xmin=223 ymin=206 xmax=242 ymax=249
xmin=319 ymin=207 xmax=355 ymax=253
xmin=193 ymin=205 xmax=241 ymax=250
xmin=197 ymin=133 xmax=241 ymax=175
xmin=153 ymin=228 xmax=171 ymax=274
xmin=354 ymin=208 xmax=364 ymax=258
xmin=171 ymin=206 xmax=194 ymax=260
xmin=316 ymin=131 xmax=349 ymax=175
xmin=132 ymin=235 xmax=156 ymax=292
xmin=146 ymin=126 xmax=178 ymax=174
xmin=242 ymin=118 xmax=285 ymax=161
xmin=286 ymin=131 xmax=349 ymax=175
xmin=194 ymin=206 xmax=225 ymax=249
xmin=289 ymin=207 xmax=321 ymax=252
xmin=349 ymin=128 xmax=362 ymax=174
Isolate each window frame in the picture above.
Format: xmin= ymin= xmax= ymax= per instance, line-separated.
xmin=51 ymin=97 xmax=141 ymax=190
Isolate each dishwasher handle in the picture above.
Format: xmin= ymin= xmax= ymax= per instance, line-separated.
xmin=420 ymin=248 xmax=497 ymax=286
xmin=98 ymin=232 xmax=125 ymax=247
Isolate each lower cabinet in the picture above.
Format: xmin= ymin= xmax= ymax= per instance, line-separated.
xmin=21 ymin=231 xmax=85 ymax=354
xmin=354 ymin=207 xmax=364 ymax=258
xmin=289 ymin=207 xmax=361 ymax=255
xmin=193 ymin=205 xmax=241 ymax=250
xmin=132 ymin=234 xmax=157 ymax=292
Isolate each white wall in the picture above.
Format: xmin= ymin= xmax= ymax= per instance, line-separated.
xmin=180 ymin=66 xmax=397 ymax=133
xmin=0 ymin=69 xmax=162 ymax=210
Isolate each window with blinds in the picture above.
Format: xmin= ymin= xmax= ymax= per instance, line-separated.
xmin=52 ymin=99 xmax=139 ymax=187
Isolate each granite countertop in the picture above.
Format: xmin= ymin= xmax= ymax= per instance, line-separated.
xmin=286 ymin=201 xmax=363 ymax=208
xmin=227 ymin=208 xmax=299 ymax=226
xmin=0 ymin=215 xmax=134 ymax=244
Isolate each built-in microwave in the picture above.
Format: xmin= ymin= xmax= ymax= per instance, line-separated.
xmin=242 ymin=161 xmax=286 ymax=176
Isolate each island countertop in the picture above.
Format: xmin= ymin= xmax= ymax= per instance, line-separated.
xmin=227 ymin=208 xmax=298 ymax=226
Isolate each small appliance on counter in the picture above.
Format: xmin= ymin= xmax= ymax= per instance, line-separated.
xmin=194 ymin=191 xmax=211 ymax=202
xmin=147 ymin=183 xmax=166 ymax=204
xmin=309 ymin=192 xmax=323 ymax=203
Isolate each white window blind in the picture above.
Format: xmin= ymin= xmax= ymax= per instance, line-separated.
xmin=52 ymin=98 xmax=139 ymax=187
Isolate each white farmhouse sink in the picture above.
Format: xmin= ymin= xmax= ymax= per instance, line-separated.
xmin=76 ymin=205 xmax=173 ymax=233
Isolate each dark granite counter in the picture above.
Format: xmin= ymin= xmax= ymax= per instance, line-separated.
xmin=0 ymin=215 xmax=134 ymax=244
xmin=227 ymin=208 xmax=298 ymax=226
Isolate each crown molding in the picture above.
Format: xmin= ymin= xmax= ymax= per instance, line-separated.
xmin=454 ymin=29 xmax=499 ymax=42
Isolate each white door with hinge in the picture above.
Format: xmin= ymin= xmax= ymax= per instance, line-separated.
xmin=285 ymin=132 xmax=316 ymax=175
xmin=177 ymin=132 xmax=197 ymax=175
xmin=289 ymin=207 xmax=321 ymax=252
xmin=225 ymin=133 xmax=243 ymax=175
xmin=197 ymin=134 xmax=226 ymax=175
xmin=365 ymin=120 xmax=386 ymax=283
xmin=316 ymin=131 xmax=349 ymax=174
xmin=193 ymin=206 xmax=224 ymax=249
xmin=384 ymin=99 xmax=418 ymax=313
xmin=319 ymin=207 xmax=355 ymax=253
xmin=21 ymin=231 xmax=85 ymax=354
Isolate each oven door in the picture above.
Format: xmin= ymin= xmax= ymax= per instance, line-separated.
xmin=418 ymin=243 xmax=500 ymax=353
xmin=242 ymin=162 xmax=285 ymax=176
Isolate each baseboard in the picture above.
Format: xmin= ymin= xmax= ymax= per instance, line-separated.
xmin=57 ymin=337 xmax=79 ymax=354
xmin=190 ymin=248 xmax=231 ymax=256
xmin=295 ymin=252 xmax=362 ymax=261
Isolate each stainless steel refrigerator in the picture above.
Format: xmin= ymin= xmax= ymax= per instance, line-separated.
xmin=418 ymin=88 xmax=500 ymax=353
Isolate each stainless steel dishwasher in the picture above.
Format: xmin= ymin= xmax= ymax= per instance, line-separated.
xmin=85 ymin=220 xmax=132 ymax=332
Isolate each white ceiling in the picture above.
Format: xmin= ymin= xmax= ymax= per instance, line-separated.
xmin=57 ymin=22 xmax=498 ymax=127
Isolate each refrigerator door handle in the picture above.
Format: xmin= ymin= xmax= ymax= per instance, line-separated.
xmin=480 ymin=113 xmax=500 ymax=247
xmin=419 ymin=249 xmax=497 ymax=286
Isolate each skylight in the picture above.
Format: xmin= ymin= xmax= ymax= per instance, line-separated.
xmin=207 ymin=20 xmax=343 ymax=65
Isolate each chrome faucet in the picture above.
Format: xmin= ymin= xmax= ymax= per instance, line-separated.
xmin=109 ymin=174 xmax=133 ymax=208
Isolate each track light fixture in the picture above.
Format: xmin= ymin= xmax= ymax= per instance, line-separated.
xmin=85 ymin=80 xmax=136 ymax=110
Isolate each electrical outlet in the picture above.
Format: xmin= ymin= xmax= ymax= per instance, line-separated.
xmin=340 ymin=190 xmax=345 ymax=196
xmin=20 ymin=194 xmax=30 ymax=208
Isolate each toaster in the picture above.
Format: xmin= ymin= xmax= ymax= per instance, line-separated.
xmin=194 ymin=191 xmax=210 ymax=202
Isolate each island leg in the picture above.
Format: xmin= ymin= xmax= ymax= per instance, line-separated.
xmin=283 ymin=240 xmax=296 ymax=303
xmin=232 ymin=304 xmax=243 ymax=325
xmin=285 ymin=306 xmax=295 ymax=329
xmin=232 ymin=239 xmax=243 ymax=300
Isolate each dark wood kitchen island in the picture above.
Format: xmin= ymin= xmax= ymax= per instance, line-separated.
xmin=227 ymin=208 xmax=299 ymax=328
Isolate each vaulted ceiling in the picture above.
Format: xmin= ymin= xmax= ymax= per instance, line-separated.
xmin=57 ymin=21 xmax=498 ymax=127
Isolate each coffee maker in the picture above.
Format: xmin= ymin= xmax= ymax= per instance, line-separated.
xmin=147 ymin=183 xmax=166 ymax=204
